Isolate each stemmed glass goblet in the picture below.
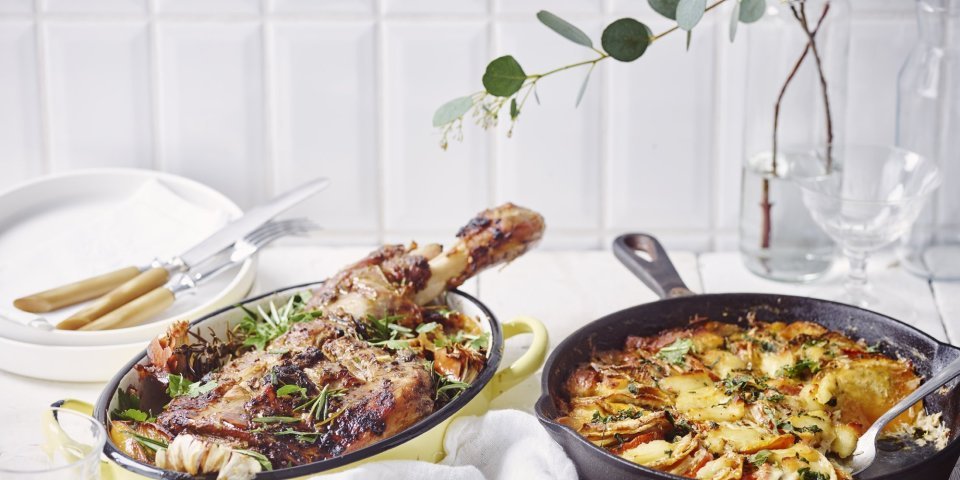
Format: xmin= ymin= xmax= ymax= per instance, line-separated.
xmin=795 ymin=145 xmax=941 ymax=310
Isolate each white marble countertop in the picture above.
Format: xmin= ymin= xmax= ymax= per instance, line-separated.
xmin=1 ymin=246 xmax=957 ymax=476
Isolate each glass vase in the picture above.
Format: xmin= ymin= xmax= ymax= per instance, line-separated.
xmin=897 ymin=0 xmax=960 ymax=280
xmin=738 ymin=0 xmax=851 ymax=282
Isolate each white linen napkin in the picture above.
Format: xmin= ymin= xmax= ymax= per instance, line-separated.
xmin=0 ymin=179 xmax=229 ymax=327
xmin=312 ymin=409 xmax=578 ymax=480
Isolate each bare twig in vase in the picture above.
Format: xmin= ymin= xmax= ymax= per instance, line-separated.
xmin=761 ymin=1 xmax=832 ymax=250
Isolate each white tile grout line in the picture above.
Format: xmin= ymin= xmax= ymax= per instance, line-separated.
xmin=597 ymin=9 xmax=610 ymax=244
xmin=373 ymin=0 xmax=386 ymax=244
xmin=147 ymin=0 xmax=162 ymax=171
xmin=486 ymin=0 xmax=497 ymax=207
xmin=32 ymin=0 xmax=52 ymax=174
xmin=260 ymin=0 xmax=276 ymax=200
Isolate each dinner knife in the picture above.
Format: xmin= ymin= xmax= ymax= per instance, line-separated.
xmin=15 ymin=177 xmax=329 ymax=320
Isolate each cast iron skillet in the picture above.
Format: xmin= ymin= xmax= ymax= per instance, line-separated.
xmin=535 ymin=233 xmax=960 ymax=480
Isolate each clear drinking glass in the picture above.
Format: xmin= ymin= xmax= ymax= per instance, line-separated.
xmin=795 ymin=145 xmax=942 ymax=310
xmin=896 ymin=0 xmax=960 ymax=280
xmin=0 ymin=407 xmax=105 ymax=479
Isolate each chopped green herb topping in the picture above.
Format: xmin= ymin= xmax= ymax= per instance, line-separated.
xmin=657 ymin=338 xmax=694 ymax=365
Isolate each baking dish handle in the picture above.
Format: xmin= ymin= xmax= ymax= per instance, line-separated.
xmin=491 ymin=316 xmax=549 ymax=396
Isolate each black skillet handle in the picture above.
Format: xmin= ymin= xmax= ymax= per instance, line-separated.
xmin=613 ymin=234 xmax=695 ymax=299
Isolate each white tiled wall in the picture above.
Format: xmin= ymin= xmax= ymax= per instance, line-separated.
xmin=0 ymin=0 xmax=923 ymax=250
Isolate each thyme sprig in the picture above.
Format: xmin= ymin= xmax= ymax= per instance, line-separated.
xmin=234 ymin=294 xmax=322 ymax=351
xmin=294 ymin=384 xmax=346 ymax=423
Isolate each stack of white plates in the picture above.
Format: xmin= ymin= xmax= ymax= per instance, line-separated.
xmin=0 ymin=169 xmax=256 ymax=381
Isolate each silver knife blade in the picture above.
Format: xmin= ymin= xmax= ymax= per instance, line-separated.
xmin=175 ymin=177 xmax=329 ymax=267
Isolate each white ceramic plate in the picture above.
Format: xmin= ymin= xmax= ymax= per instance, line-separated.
xmin=0 ymin=169 xmax=256 ymax=350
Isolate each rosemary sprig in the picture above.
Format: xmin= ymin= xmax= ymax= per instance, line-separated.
xmin=130 ymin=432 xmax=168 ymax=452
xmin=252 ymin=416 xmax=301 ymax=424
xmin=233 ymin=449 xmax=273 ymax=471
xmin=274 ymin=429 xmax=319 ymax=443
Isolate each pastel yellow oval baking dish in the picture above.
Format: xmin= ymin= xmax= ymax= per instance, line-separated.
xmin=54 ymin=282 xmax=547 ymax=479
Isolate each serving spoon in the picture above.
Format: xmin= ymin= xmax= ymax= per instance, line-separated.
xmin=848 ymin=355 xmax=960 ymax=475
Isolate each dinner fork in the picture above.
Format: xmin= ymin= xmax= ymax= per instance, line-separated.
xmin=847 ymin=355 xmax=960 ymax=475
xmin=78 ymin=218 xmax=317 ymax=331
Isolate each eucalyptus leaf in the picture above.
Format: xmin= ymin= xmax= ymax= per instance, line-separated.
xmin=739 ymin=0 xmax=765 ymax=23
xmin=676 ymin=0 xmax=707 ymax=31
xmin=648 ymin=0 xmax=680 ymax=20
xmin=729 ymin=0 xmax=741 ymax=42
xmin=510 ymin=98 xmax=519 ymax=120
xmin=536 ymin=10 xmax=593 ymax=49
xmin=601 ymin=18 xmax=652 ymax=62
xmin=575 ymin=64 xmax=594 ymax=107
xmin=432 ymin=96 xmax=474 ymax=127
xmin=482 ymin=55 xmax=527 ymax=97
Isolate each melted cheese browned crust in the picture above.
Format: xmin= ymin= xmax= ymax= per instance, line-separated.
xmin=557 ymin=319 xmax=941 ymax=480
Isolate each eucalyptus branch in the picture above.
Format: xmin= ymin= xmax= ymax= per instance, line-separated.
xmin=433 ymin=0 xmax=761 ymax=150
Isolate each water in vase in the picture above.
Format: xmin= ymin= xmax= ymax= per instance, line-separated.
xmin=739 ymin=151 xmax=835 ymax=282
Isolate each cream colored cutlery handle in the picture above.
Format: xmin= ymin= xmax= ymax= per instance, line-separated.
xmin=78 ymin=286 xmax=174 ymax=331
xmin=56 ymin=267 xmax=170 ymax=330
xmin=13 ymin=266 xmax=142 ymax=313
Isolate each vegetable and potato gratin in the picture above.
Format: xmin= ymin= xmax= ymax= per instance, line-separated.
xmin=105 ymin=204 xmax=545 ymax=480
xmin=557 ymin=318 xmax=949 ymax=480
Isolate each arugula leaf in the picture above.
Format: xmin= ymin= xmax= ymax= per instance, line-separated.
xmin=748 ymin=449 xmax=771 ymax=467
xmin=657 ymin=338 xmax=694 ymax=365
xmin=167 ymin=374 xmax=218 ymax=398
xmin=233 ymin=449 xmax=273 ymax=471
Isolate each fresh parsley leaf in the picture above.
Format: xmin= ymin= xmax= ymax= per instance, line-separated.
xmin=116 ymin=408 xmax=150 ymax=422
xmin=748 ymin=449 xmax=771 ymax=467
xmin=233 ymin=449 xmax=273 ymax=471
xmin=167 ymin=374 xmax=218 ymax=398
xmin=467 ymin=332 xmax=490 ymax=350
xmin=276 ymin=384 xmax=307 ymax=398
xmin=657 ymin=338 xmax=694 ymax=365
